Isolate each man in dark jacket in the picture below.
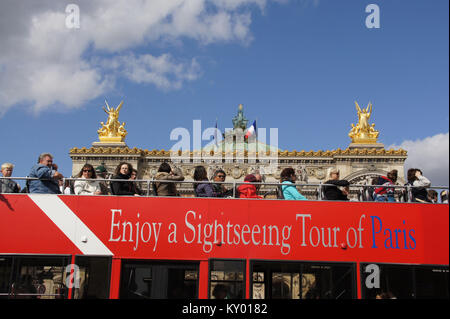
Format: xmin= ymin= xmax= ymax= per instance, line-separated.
xmin=211 ymin=169 xmax=233 ymax=197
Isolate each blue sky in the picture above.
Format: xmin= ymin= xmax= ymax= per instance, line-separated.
xmin=0 ymin=0 xmax=448 ymax=184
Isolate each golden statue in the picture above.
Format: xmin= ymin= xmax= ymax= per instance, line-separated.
xmin=97 ymin=100 xmax=127 ymax=143
xmin=349 ymin=101 xmax=379 ymax=144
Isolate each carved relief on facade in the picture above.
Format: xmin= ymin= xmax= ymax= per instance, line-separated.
xmin=230 ymin=166 xmax=243 ymax=179
xmin=306 ymin=167 xmax=327 ymax=180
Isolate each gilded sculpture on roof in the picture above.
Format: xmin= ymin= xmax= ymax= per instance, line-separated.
xmin=349 ymin=101 xmax=379 ymax=144
xmin=97 ymin=100 xmax=128 ymax=143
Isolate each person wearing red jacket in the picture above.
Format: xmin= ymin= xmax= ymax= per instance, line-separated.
xmin=237 ymin=174 xmax=262 ymax=199
xmin=374 ymin=170 xmax=398 ymax=202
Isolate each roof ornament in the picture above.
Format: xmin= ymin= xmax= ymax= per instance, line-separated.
xmin=97 ymin=100 xmax=128 ymax=144
xmin=232 ymin=104 xmax=248 ymax=131
xmin=349 ymin=101 xmax=380 ymax=145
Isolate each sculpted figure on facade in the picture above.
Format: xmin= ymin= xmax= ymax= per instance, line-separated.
xmin=296 ymin=165 xmax=308 ymax=183
xmin=232 ymin=104 xmax=248 ymax=131
xmin=349 ymin=101 xmax=380 ymax=144
xmin=97 ymin=100 xmax=128 ymax=142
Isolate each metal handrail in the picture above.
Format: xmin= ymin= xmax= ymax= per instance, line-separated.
xmin=1 ymin=176 xmax=448 ymax=189
xmin=1 ymin=176 xmax=448 ymax=203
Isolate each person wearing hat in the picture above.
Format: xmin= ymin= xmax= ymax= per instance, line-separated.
xmin=95 ymin=165 xmax=110 ymax=195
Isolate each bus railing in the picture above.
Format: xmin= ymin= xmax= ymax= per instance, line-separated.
xmin=1 ymin=176 xmax=448 ymax=203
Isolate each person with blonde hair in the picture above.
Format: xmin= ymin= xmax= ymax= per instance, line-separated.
xmin=0 ymin=163 xmax=20 ymax=193
xmin=440 ymin=190 xmax=448 ymax=204
xmin=323 ymin=168 xmax=350 ymax=201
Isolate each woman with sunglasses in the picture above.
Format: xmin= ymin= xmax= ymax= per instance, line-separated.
xmin=323 ymin=168 xmax=350 ymax=201
xmin=211 ymin=169 xmax=233 ymax=197
xmin=74 ymin=164 xmax=102 ymax=195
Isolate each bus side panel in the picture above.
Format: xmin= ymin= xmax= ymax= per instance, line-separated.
xmin=420 ymin=204 xmax=449 ymax=265
xmin=0 ymin=195 xmax=82 ymax=255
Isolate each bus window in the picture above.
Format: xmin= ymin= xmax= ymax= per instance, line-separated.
xmin=363 ymin=265 xmax=450 ymax=299
xmin=73 ymin=256 xmax=111 ymax=299
xmin=252 ymin=272 xmax=265 ymax=299
xmin=209 ymin=260 xmax=245 ymax=299
xmin=0 ymin=257 xmax=13 ymax=299
xmin=252 ymin=261 xmax=355 ymax=299
xmin=302 ymin=264 xmax=354 ymax=299
xmin=0 ymin=256 xmax=70 ymax=299
xmin=272 ymin=272 xmax=300 ymax=299
xmin=358 ymin=264 xmax=447 ymax=299
xmin=415 ymin=266 xmax=449 ymax=299
xmin=120 ymin=262 xmax=152 ymax=299
xmin=120 ymin=261 xmax=199 ymax=299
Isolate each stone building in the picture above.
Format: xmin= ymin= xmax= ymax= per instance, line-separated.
xmin=69 ymin=101 xmax=407 ymax=197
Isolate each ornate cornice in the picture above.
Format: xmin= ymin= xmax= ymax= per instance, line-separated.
xmin=70 ymin=147 xmax=407 ymax=157
xmin=70 ymin=147 xmax=145 ymax=155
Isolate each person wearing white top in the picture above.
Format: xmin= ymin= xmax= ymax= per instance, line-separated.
xmin=406 ymin=168 xmax=431 ymax=203
xmin=74 ymin=164 xmax=101 ymax=195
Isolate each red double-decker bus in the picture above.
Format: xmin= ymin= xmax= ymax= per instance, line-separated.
xmin=0 ymin=193 xmax=448 ymax=299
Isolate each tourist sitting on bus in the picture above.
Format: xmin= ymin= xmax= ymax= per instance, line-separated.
xmin=60 ymin=179 xmax=73 ymax=194
xmin=212 ymin=284 xmax=230 ymax=299
xmin=211 ymin=169 xmax=233 ymax=197
xmin=280 ymin=167 xmax=307 ymax=200
xmin=362 ymin=177 xmax=378 ymax=201
xmin=427 ymin=189 xmax=438 ymax=203
xmin=130 ymin=169 xmax=143 ymax=196
xmin=74 ymin=164 xmax=102 ymax=196
xmin=373 ymin=169 xmax=398 ymax=202
xmin=0 ymin=162 xmax=20 ymax=193
xmin=405 ymin=168 xmax=431 ymax=203
xmin=237 ymin=174 xmax=262 ymax=199
xmin=441 ymin=190 xmax=448 ymax=203
xmin=110 ymin=162 xmax=140 ymax=196
xmin=376 ymin=291 xmax=397 ymax=299
xmin=323 ymin=168 xmax=349 ymax=201
xmin=194 ymin=166 xmax=218 ymax=197
xmin=95 ymin=165 xmax=111 ymax=195
xmin=154 ymin=162 xmax=184 ymax=196
xmin=28 ymin=153 xmax=63 ymax=194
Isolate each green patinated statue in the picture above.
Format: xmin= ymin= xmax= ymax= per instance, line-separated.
xmin=232 ymin=104 xmax=248 ymax=131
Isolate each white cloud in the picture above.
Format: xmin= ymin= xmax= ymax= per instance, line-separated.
xmin=108 ymin=53 xmax=202 ymax=90
xmin=389 ymin=132 xmax=449 ymax=186
xmin=0 ymin=0 xmax=280 ymax=115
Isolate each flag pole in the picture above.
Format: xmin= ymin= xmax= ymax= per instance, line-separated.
xmin=215 ymin=117 xmax=218 ymax=148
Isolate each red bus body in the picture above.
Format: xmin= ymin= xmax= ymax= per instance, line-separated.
xmin=1 ymin=194 xmax=448 ymax=299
